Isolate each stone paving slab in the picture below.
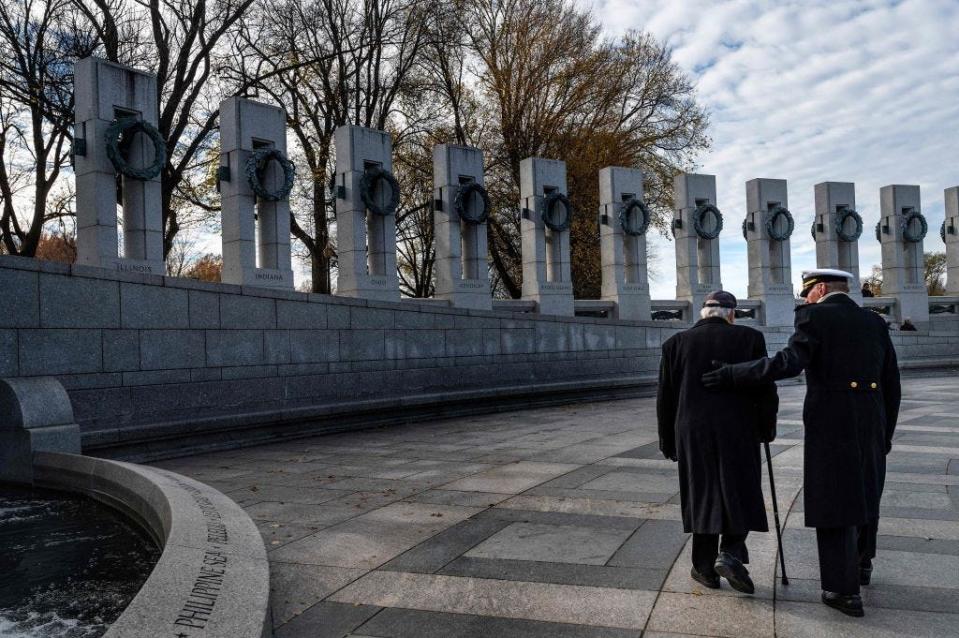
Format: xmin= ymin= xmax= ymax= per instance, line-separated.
xmin=270 ymin=562 xmax=365 ymax=625
xmin=380 ymin=518 xmax=512 ymax=573
xmin=472 ymin=505 xmax=645 ymax=530
xmin=274 ymin=602 xmax=381 ymax=638
xmin=646 ymin=591 xmax=775 ymax=638
xmin=257 ymin=520 xmax=322 ymax=550
xmin=353 ymin=608 xmax=644 ymax=638
xmin=158 ymin=376 xmax=959 ymax=637
xmin=269 ymin=502 xmax=483 ymax=569
xmin=531 ymin=485 xmax=678 ymax=504
xmin=606 ymin=519 xmax=688 ymax=569
xmin=438 ymin=556 xmax=668 ymax=590
xmin=464 ymin=521 xmax=634 ymax=565
xmin=580 ymin=470 xmax=680 ymax=493
xmin=777 ymin=577 xmax=959 ymax=615
xmin=775 ymin=601 xmax=959 ymax=637
xmin=328 ymin=571 xmax=658 ymax=629
xmin=496 ymin=493 xmax=683 ymax=520
xmin=880 ymin=489 xmax=953 ymax=509
xmin=439 ymin=461 xmax=581 ymax=493
xmin=403 ymin=489 xmax=513 ymax=507
xmin=877 ymin=534 xmax=959 ymax=556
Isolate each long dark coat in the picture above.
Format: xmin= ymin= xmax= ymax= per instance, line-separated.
xmin=657 ymin=317 xmax=779 ymax=535
xmin=721 ymin=293 xmax=901 ymax=528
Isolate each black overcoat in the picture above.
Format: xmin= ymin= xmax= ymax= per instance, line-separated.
xmin=719 ymin=293 xmax=901 ymax=528
xmin=657 ymin=317 xmax=779 ymax=535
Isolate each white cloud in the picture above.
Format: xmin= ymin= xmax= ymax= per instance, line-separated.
xmin=589 ymin=0 xmax=959 ymax=298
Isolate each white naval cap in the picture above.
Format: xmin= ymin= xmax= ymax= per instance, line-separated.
xmin=799 ymin=268 xmax=854 ymax=297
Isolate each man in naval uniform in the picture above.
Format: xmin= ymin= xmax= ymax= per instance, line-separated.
xmin=702 ymin=269 xmax=901 ymax=617
xmin=658 ymin=291 xmax=779 ymax=594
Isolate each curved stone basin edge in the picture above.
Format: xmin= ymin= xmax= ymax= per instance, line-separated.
xmin=32 ymin=450 xmax=272 ymax=638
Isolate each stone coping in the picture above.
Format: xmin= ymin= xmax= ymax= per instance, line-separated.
xmin=32 ymin=451 xmax=271 ymax=638
xmin=5 ymin=254 xmax=957 ymax=336
xmin=0 ymin=253 xmax=668 ymax=328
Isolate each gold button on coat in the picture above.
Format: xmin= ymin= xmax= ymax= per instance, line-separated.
xmin=870 ymin=382 xmax=878 ymax=389
xmin=850 ymin=381 xmax=858 ymax=388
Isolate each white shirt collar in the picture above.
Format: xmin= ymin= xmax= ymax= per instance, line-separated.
xmin=817 ymin=291 xmax=850 ymax=303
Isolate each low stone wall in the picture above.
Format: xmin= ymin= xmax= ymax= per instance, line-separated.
xmin=3 ymin=254 xmax=958 ymax=459
xmin=32 ymin=451 xmax=270 ymax=638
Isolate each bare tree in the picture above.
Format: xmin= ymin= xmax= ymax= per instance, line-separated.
xmin=392 ymin=134 xmax=436 ymax=296
xmin=228 ymin=0 xmax=444 ymax=293
xmin=0 ymin=0 xmax=94 ymax=256
xmin=74 ymin=0 xmax=254 ymax=258
xmin=925 ymin=251 xmax=946 ymax=296
xmin=441 ymin=0 xmax=709 ymax=298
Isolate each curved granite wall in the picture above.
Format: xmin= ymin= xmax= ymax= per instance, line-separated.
xmin=31 ymin=451 xmax=270 ymax=638
xmin=3 ymin=254 xmax=958 ymax=460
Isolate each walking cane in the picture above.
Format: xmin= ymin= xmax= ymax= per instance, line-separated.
xmin=764 ymin=442 xmax=789 ymax=585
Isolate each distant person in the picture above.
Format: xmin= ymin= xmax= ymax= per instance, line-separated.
xmin=900 ymin=318 xmax=917 ymax=331
xmin=657 ymin=291 xmax=778 ymax=595
xmin=861 ymin=284 xmax=874 ymax=298
xmin=703 ymin=269 xmax=901 ymax=618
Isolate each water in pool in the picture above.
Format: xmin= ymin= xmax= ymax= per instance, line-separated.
xmin=0 ymin=486 xmax=160 ymax=638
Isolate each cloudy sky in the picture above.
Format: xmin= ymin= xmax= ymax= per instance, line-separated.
xmin=588 ymin=0 xmax=959 ymax=298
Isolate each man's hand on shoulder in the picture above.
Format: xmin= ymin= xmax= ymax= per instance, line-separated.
xmin=701 ymin=359 xmax=733 ymax=389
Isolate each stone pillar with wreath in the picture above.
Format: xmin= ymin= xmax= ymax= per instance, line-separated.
xmin=520 ymin=157 xmax=574 ymax=316
xmin=73 ymin=57 xmax=166 ymax=274
xmin=880 ymin=184 xmax=929 ymax=324
xmin=218 ymin=97 xmax=295 ymax=289
xmin=813 ymin=181 xmax=864 ymax=302
xmin=744 ymin=178 xmax=795 ymax=326
xmin=334 ymin=126 xmax=400 ymax=301
xmin=599 ymin=167 xmax=651 ymax=320
xmin=433 ymin=145 xmax=492 ymax=310
xmin=944 ymin=187 xmax=959 ymax=296
xmin=673 ymin=173 xmax=723 ymax=317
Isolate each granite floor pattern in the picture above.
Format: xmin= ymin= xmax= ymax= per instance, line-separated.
xmin=151 ymin=375 xmax=959 ymax=637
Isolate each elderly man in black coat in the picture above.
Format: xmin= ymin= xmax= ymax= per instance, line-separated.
xmin=703 ymin=269 xmax=901 ymax=617
xmin=658 ymin=291 xmax=778 ymax=594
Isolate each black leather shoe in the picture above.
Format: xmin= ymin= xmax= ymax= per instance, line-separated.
xmin=714 ymin=552 xmax=755 ymax=594
xmin=822 ymin=591 xmax=864 ymax=617
xmin=690 ymin=567 xmax=720 ymax=589
xmin=860 ymin=566 xmax=872 ymax=586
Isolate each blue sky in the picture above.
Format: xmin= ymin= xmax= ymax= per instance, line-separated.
xmin=588 ymin=0 xmax=959 ymax=298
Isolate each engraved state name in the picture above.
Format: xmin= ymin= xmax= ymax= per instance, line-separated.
xmin=115 ymin=262 xmax=154 ymax=273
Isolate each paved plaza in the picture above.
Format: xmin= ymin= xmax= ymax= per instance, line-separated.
xmin=152 ymin=376 xmax=959 ymax=638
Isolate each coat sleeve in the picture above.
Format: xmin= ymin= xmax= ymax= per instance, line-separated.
xmin=752 ymin=332 xmax=779 ymax=443
xmin=656 ymin=341 xmax=678 ymax=460
xmin=881 ymin=326 xmax=901 ymax=453
xmin=726 ymin=309 xmax=817 ymax=386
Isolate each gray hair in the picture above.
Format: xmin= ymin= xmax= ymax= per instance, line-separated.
xmin=700 ymin=306 xmax=735 ymax=322
xmin=824 ymin=280 xmax=850 ymax=294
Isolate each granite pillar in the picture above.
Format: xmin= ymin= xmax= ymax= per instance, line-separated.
xmin=745 ymin=178 xmax=795 ymax=325
xmin=219 ymin=97 xmax=294 ymax=289
xmin=880 ymin=184 xmax=929 ymax=323
xmin=813 ymin=182 xmax=863 ymax=302
xmin=74 ymin=57 xmax=164 ymax=275
xmin=674 ymin=173 xmax=722 ymax=315
xmin=599 ymin=167 xmax=651 ymax=320
xmin=520 ymin=157 xmax=574 ymax=316
xmin=433 ymin=144 xmax=491 ymax=309
xmin=334 ymin=125 xmax=399 ymax=301
xmin=945 ymin=187 xmax=959 ymax=295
